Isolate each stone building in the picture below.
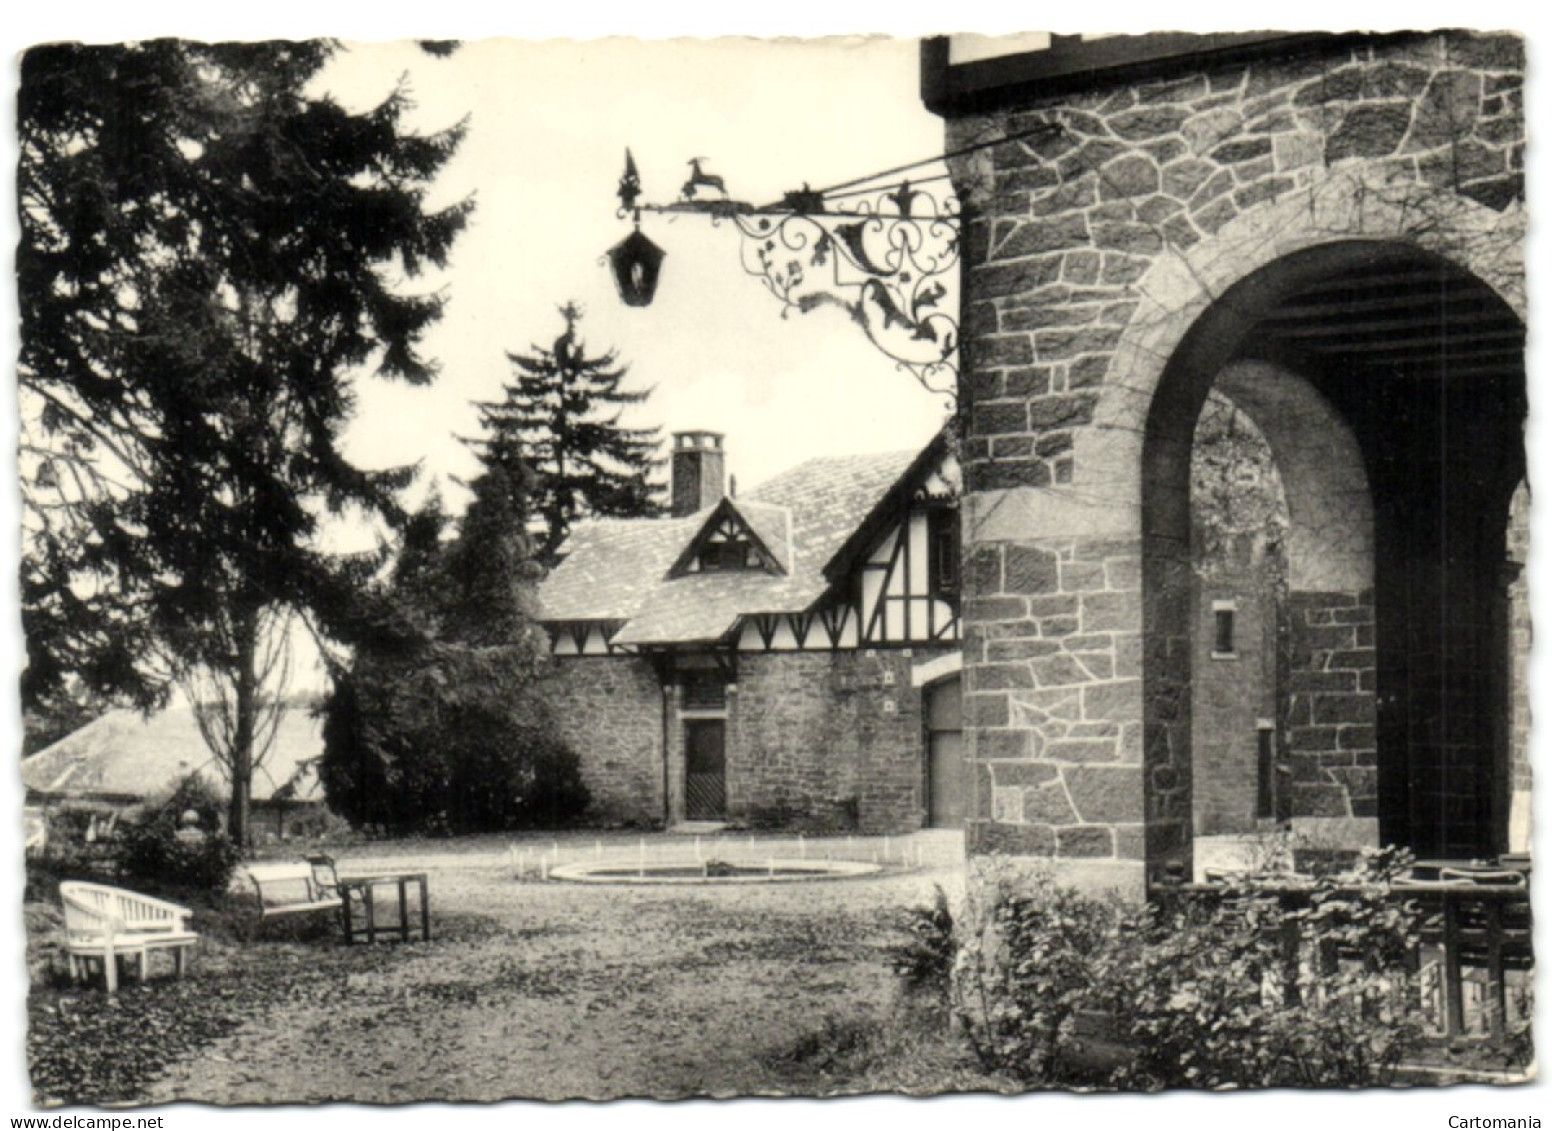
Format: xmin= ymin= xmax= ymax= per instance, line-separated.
xmin=536 ymin=429 xmax=967 ymax=833
xmin=923 ymin=31 xmax=1528 ymax=892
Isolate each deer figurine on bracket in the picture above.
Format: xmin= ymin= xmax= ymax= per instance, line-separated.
xmin=681 ymin=157 xmax=727 ymax=201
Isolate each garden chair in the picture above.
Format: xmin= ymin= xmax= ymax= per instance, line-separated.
xmin=243 ymin=854 xmax=345 ymax=925
xmin=59 ymin=881 xmax=200 ymax=993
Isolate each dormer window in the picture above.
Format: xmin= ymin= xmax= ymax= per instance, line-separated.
xmin=693 ymin=525 xmax=764 ymax=572
xmin=670 ymin=499 xmax=789 ymax=578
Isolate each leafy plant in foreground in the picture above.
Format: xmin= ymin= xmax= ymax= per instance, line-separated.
xmin=949 ymin=865 xmax=1126 ymax=1084
xmin=890 ymin=884 xmax=957 ymax=1024
xmin=909 ymin=852 xmax=1432 ymax=1090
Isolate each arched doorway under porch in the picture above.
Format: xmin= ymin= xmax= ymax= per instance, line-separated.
xmin=1142 ymin=240 xmax=1526 ymax=876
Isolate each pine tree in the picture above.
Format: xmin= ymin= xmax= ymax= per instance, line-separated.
xmin=320 ymin=463 xmax=588 ymax=835
xmin=18 ymin=40 xmax=470 ymax=844
xmin=472 ymin=303 xmax=662 ymax=562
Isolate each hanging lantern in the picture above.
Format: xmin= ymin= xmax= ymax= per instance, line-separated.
xmin=607 ymin=227 xmax=667 ymax=307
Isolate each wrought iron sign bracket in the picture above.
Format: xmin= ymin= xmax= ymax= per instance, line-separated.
xmin=605 ymin=130 xmax=1065 ymax=397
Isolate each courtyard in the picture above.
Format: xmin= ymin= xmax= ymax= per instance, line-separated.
xmin=13 ymin=27 xmax=1535 ymax=1117
xmin=27 ymin=832 xmax=977 ymax=1105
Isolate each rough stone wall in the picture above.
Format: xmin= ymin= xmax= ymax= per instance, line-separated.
xmin=1191 ymin=585 xmax=1276 ymax=836
xmin=954 ymin=32 xmax=1522 ymax=495
xmin=1282 ymin=590 xmax=1378 ymax=820
xmin=945 ymin=31 xmax=1523 ymax=880
xmin=543 ymin=649 xmax=954 ymax=833
xmin=961 ymin=537 xmax=1147 ymax=864
xmin=541 ymin=657 xmax=665 ymax=826
xmin=731 ymin=649 xmax=951 ymax=833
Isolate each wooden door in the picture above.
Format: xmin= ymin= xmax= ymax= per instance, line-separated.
xmin=926 ymin=676 xmax=965 ymax=828
xmin=685 ymin=719 xmax=727 ymax=820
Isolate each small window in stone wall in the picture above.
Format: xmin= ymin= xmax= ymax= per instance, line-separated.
xmin=1212 ymin=600 xmax=1237 ymax=658
xmin=681 ymin=670 xmax=728 ymax=711
xmin=1256 ymin=722 xmax=1275 ymax=820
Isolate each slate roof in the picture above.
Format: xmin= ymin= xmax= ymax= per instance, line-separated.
xmin=724 ymin=498 xmax=793 ymax=573
xmin=21 ymin=705 xmax=326 ymax=805
xmin=538 ymin=444 xmax=927 ymax=646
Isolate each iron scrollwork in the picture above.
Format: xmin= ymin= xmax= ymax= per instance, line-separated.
xmin=727 ymin=185 xmax=962 ymax=396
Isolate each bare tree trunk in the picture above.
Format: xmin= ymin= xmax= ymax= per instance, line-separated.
xmin=227 ymin=606 xmax=259 ymax=853
xmin=187 ymin=602 xmax=293 ymax=856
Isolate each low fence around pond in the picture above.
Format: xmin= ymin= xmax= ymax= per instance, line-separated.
xmin=357 ymin=831 xmax=1529 ymax=1044
xmin=505 ymin=831 xmax=961 ymax=881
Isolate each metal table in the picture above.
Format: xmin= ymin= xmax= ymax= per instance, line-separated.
xmin=338 ymin=872 xmax=430 ymax=944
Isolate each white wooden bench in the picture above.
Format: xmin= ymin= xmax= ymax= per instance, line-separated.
xmin=59 ymin=881 xmax=200 ymax=993
xmin=245 ymin=856 xmax=344 ymax=923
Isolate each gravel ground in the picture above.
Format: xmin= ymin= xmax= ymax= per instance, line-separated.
xmin=129 ymin=835 xmax=966 ymax=1104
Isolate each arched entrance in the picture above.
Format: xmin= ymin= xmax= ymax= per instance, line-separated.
xmin=1143 ymin=241 xmax=1526 ymax=868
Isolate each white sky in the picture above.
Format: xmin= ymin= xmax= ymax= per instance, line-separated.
xmin=4 ymin=2 xmax=1550 ymax=1128
xmin=318 ymin=36 xmax=951 ymax=523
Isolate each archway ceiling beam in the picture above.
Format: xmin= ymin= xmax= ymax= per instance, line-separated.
xmin=1264 ymin=317 xmax=1522 ymax=342
xmin=1282 ymin=263 xmax=1480 ymax=296
xmin=1241 ymin=253 xmax=1524 ymax=391
xmin=1263 ymin=293 xmax=1520 ymax=329
xmin=1311 ymin=357 xmax=1520 ymax=382
xmin=1263 ymin=289 xmax=1495 ymax=321
xmin=1258 ymin=340 xmax=1522 ymax=372
xmin=1404 ymin=364 xmax=1525 ymax=380
xmin=1283 ymin=336 xmax=1522 ymax=358
xmin=1234 ymin=344 xmax=1521 ymax=387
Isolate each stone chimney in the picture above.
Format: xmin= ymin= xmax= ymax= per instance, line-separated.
xmin=670 ymin=431 xmax=726 ymax=517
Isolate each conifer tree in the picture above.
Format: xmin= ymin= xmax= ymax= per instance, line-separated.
xmin=320 ymin=463 xmax=588 ymax=835
xmin=472 ymin=303 xmax=662 ymax=562
xmin=18 ymin=40 xmax=470 ymax=844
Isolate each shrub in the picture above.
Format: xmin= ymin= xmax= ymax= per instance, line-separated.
xmin=889 ymin=885 xmax=955 ymax=1006
xmin=948 ymin=865 xmax=1127 ymax=1084
xmin=906 ymin=853 xmax=1429 ymax=1091
xmin=111 ymin=775 xmax=242 ymax=892
xmin=321 ymin=657 xmax=590 ymax=836
xmin=319 ymin=466 xmax=590 ymax=837
xmin=33 ymin=808 xmax=116 ymax=877
xmin=1119 ymin=863 xmax=1426 ymax=1089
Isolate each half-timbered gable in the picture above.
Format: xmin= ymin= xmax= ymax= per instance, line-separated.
xmin=536 ymin=428 xmax=964 ymax=834
xmin=541 ymin=430 xmax=960 ymax=655
xmin=817 ymin=433 xmax=961 ymax=649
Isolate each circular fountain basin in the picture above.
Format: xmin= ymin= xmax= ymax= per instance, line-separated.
xmin=548 ymin=858 xmax=884 ymax=885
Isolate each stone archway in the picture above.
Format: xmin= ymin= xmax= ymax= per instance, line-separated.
xmin=954 ymin=162 xmax=1524 ymax=894
xmin=1139 ymin=240 xmax=1524 ymax=875
xmin=1211 ymin=362 xmax=1372 ymax=596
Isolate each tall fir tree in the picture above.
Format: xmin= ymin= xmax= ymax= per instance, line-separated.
xmin=18 ymin=40 xmax=470 ymax=845
xmin=472 ymin=303 xmax=662 ymax=563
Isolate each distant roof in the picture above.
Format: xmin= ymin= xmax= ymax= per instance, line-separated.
xmin=539 ymin=439 xmax=944 ymax=646
xmin=21 ymin=705 xmax=325 ymax=805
